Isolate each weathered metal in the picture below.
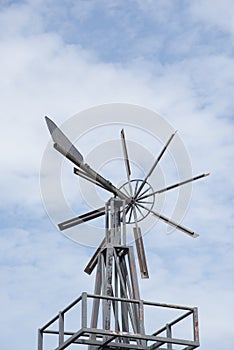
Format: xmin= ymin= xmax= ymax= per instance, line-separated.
xmin=133 ymin=227 xmax=149 ymax=278
xmin=58 ymin=207 xmax=106 ymax=231
xmin=38 ymin=293 xmax=200 ymax=350
xmin=139 ymin=173 xmax=210 ymax=200
xmin=39 ymin=119 xmax=204 ymax=349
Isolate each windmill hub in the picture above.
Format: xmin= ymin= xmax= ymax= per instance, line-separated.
xmin=119 ymin=179 xmax=155 ymax=224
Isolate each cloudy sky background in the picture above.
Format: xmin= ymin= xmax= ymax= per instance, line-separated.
xmin=0 ymin=0 xmax=233 ymax=349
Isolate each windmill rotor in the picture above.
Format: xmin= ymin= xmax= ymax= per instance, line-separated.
xmin=45 ymin=116 xmax=209 ymax=278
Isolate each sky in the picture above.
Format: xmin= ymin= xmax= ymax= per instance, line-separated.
xmin=0 ymin=0 xmax=234 ymax=349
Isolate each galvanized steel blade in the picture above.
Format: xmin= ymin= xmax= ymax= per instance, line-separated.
xmin=139 ymin=173 xmax=210 ymax=201
xmin=120 ymin=129 xmax=135 ymax=200
xmin=79 ymin=163 xmax=130 ymax=199
xmin=45 ymin=116 xmax=84 ymax=164
xmin=58 ymin=206 xmax=106 ymax=231
xmin=73 ymin=167 xmax=109 ymax=190
xmin=137 ymin=203 xmax=199 ymax=238
xmin=134 ymin=131 xmax=177 ymax=199
xmin=121 ymin=128 xmax=131 ymax=178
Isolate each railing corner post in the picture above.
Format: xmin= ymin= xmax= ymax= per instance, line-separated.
xmin=193 ymin=307 xmax=200 ymax=344
xmin=82 ymin=292 xmax=88 ymax=328
xmin=59 ymin=311 xmax=64 ymax=346
xmin=38 ymin=328 xmax=43 ymax=350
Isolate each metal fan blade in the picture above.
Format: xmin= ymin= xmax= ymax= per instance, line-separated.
xmin=120 ymin=128 xmax=135 ymax=203
xmin=58 ymin=207 xmax=105 ymax=231
xmin=135 ymin=131 xmax=177 ymax=199
xmin=79 ymin=163 xmax=130 ymax=201
xmin=74 ymin=167 xmax=107 ymax=190
xmin=45 ymin=116 xmax=83 ymax=164
xmin=121 ymin=129 xmax=131 ymax=178
xmin=133 ymin=226 xmax=149 ymax=279
xmin=139 ymin=173 xmax=210 ymax=201
xmin=84 ymin=237 xmax=106 ymax=275
xmin=137 ymin=203 xmax=199 ymax=238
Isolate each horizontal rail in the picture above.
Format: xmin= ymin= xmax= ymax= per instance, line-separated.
xmin=87 ymin=293 xmax=195 ymax=311
xmin=143 ymin=300 xmax=194 ymax=311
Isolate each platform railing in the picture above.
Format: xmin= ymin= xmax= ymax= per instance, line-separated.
xmin=38 ymin=292 xmax=199 ymax=350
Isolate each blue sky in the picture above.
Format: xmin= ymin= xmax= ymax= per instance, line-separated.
xmin=0 ymin=0 xmax=234 ymax=349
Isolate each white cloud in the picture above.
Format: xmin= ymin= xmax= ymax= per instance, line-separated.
xmin=190 ymin=0 xmax=234 ymax=35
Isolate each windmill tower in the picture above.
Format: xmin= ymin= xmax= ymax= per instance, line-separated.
xmin=38 ymin=117 xmax=207 ymax=350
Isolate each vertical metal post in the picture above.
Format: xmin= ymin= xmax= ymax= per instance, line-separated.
xmin=38 ymin=329 xmax=43 ymax=350
xmin=104 ymin=247 xmax=114 ymax=330
xmin=120 ymin=261 xmax=129 ymax=332
xmin=110 ymin=199 xmax=115 ymax=245
xmin=89 ymin=256 xmax=103 ymax=350
xmin=90 ymin=255 xmax=102 ymax=328
xmin=138 ymin=300 xmax=147 ymax=347
xmin=122 ymin=200 xmax=126 ymax=245
xmin=193 ymin=307 xmax=199 ymax=344
xmin=114 ymin=260 xmax=119 ymax=333
xmin=59 ymin=312 xmax=64 ymax=346
xmin=116 ymin=202 xmax=121 ymax=245
xmin=82 ymin=292 xmax=88 ymax=328
xmin=128 ymin=247 xmax=140 ymax=300
xmin=105 ymin=202 xmax=109 ymax=242
xmin=139 ymin=300 xmax=145 ymax=334
xmin=166 ymin=323 xmax=172 ymax=350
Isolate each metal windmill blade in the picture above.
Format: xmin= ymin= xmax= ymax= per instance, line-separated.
xmin=45 ymin=116 xmax=84 ymax=166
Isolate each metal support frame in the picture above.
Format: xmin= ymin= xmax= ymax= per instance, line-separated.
xmin=38 ymin=198 xmax=200 ymax=349
xmin=86 ymin=198 xmax=143 ymax=345
xmin=38 ymin=293 xmax=199 ymax=350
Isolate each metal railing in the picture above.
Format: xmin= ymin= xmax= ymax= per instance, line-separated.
xmin=38 ymin=292 xmax=199 ymax=350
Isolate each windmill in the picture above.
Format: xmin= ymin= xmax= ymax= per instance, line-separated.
xmin=38 ymin=116 xmax=207 ymax=350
